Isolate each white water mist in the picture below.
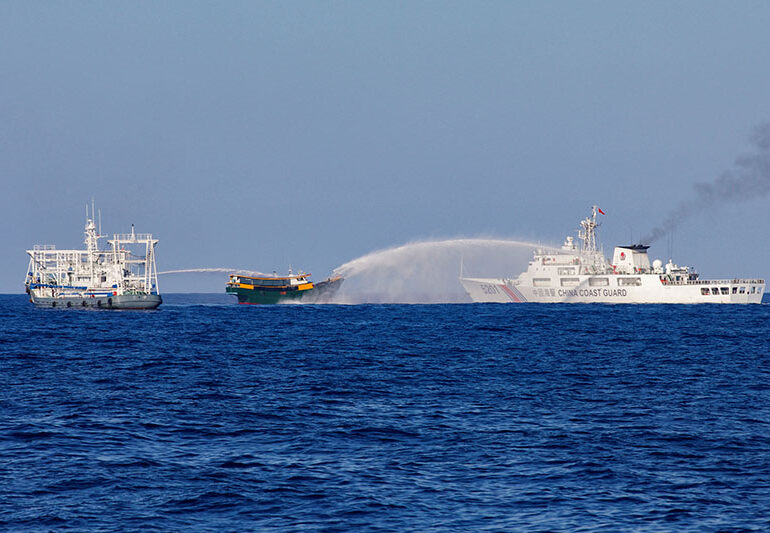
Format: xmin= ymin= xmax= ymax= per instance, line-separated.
xmin=331 ymin=238 xmax=544 ymax=304
xmin=158 ymin=268 xmax=269 ymax=276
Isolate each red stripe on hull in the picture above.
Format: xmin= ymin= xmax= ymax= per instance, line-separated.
xmin=500 ymin=284 xmax=521 ymax=302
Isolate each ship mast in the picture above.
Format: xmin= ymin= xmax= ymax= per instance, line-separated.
xmin=84 ymin=212 xmax=100 ymax=252
xmin=84 ymin=203 xmax=103 ymax=287
xmin=578 ymin=205 xmax=600 ymax=253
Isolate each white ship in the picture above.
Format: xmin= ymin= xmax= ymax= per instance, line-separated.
xmin=460 ymin=206 xmax=765 ymax=304
xmin=24 ymin=205 xmax=162 ymax=309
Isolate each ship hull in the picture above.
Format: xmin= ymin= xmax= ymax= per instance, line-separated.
xmin=227 ymin=277 xmax=343 ymax=305
xmin=29 ymin=293 xmax=162 ymax=309
xmin=460 ymin=276 xmax=765 ymax=304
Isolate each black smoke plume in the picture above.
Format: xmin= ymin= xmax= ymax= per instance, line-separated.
xmin=643 ymin=122 xmax=770 ymax=243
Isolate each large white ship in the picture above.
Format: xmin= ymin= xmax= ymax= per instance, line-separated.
xmin=460 ymin=206 xmax=765 ymax=304
xmin=24 ymin=205 xmax=162 ymax=309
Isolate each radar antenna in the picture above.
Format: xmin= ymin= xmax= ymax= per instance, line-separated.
xmin=577 ymin=206 xmax=601 ymax=253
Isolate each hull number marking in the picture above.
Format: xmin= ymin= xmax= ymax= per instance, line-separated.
xmin=480 ymin=284 xmax=500 ymax=295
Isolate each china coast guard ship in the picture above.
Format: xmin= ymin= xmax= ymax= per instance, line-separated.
xmin=24 ymin=206 xmax=162 ymax=309
xmin=460 ymin=206 xmax=765 ymax=304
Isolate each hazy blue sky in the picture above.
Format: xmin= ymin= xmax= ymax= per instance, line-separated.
xmin=2 ymin=1 xmax=770 ymax=293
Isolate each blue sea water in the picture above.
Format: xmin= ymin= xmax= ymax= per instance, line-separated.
xmin=1 ymin=293 xmax=769 ymax=531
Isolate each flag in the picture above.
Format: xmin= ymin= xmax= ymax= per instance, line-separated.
xmin=597 ymin=207 xmax=605 ymax=215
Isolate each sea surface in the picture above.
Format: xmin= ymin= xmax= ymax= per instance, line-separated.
xmin=1 ymin=293 xmax=769 ymax=531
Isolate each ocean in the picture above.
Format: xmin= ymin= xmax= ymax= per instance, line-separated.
xmin=2 ymin=293 xmax=769 ymax=530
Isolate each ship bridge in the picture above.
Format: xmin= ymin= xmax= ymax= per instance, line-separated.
xmin=612 ymin=245 xmax=651 ymax=274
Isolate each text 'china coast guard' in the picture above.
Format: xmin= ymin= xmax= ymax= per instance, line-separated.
xmin=460 ymin=206 xmax=765 ymax=304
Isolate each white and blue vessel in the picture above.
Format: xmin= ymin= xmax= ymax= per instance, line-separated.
xmin=25 ymin=205 xmax=161 ymax=309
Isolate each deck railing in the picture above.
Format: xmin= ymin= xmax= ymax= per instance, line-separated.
xmin=111 ymin=233 xmax=154 ymax=241
xmin=677 ymin=279 xmax=765 ymax=286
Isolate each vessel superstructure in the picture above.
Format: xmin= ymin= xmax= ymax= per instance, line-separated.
xmin=460 ymin=206 xmax=764 ymax=304
xmin=226 ymin=270 xmax=343 ymax=304
xmin=25 ymin=206 xmax=161 ymax=309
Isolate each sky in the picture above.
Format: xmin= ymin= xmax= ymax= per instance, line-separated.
xmin=2 ymin=1 xmax=770 ymax=293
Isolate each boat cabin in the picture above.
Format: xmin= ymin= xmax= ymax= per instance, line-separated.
xmin=228 ymin=273 xmax=313 ymax=289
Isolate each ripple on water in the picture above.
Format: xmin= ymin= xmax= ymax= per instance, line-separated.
xmin=1 ymin=295 xmax=769 ymax=530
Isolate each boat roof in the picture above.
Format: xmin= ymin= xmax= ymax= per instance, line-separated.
xmin=233 ymin=273 xmax=310 ymax=281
